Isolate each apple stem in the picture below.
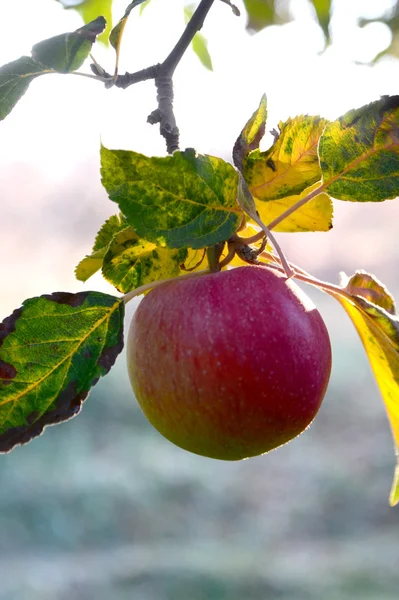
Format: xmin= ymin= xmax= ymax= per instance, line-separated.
xmin=123 ymin=269 xmax=210 ymax=304
xmin=207 ymin=243 xmax=226 ymax=272
xmin=236 ymin=174 xmax=294 ymax=279
xmin=252 ymin=216 xmax=294 ymax=279
xmin=219 ymin=243 xmax=237 ymax=268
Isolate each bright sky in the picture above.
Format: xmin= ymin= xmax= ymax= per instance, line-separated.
xmin=1 ymin=0 xmax=399 ymax=310
xmin=1 ymin=0 xmax=398 ymax=176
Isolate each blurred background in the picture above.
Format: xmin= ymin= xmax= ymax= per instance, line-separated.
xmin=1 ymin=0 xmax=399 ymax=598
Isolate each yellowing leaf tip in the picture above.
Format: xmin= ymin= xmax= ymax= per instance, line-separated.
xmin=389 ymin=460 xmax=399 ymax=506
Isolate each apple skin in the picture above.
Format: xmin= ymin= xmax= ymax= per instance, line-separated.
xmin=127 ymin=265 xmax=332 ymax=460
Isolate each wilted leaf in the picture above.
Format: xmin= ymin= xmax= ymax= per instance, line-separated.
xmin=256 ymin=182 xmax=333 ymax=232
xmin=324 ymin=271 xmax=399 ymax=506
xmin=32 ymin=17 xmax=106 ymax=73
xmin=0 ymin=291 xmax=124 ymax=452
xmin=75 ymin=214 xmax=130 ymax=282
xmin=102 ymin=228 xmax=188 ymax=292
xmin=101 ymin=146 xmax=241 ymax=249
xmin=233 ymin=94 xmax=267 ymax=169
xmin=319 ymin=96 xmax=399 ymax=201
xmin=0 ymin=57 xmax=51 ymax=120
xmin=345 ymin=271 xmax=396 ymax=314
xmin=243 ymin=115 xmax=328 ymax=201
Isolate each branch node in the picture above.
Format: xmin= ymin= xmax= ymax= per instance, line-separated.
xmin=154 ymin=76 xmax=180 ymax=153
xmin=147 ymin=109 xmax=162 ymax=125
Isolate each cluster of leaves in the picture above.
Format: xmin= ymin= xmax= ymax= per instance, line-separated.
xmin=0 ymin=16 xmax=107 ymax=121
xmin=1 ymin=3 xmax=399 ymax=505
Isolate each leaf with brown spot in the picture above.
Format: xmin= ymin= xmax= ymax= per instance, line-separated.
xmin=319 ymin=96 xmax=399 ymax=201
xmin=233 ymin=94 xmax=267 ymax=170
xmin=75 ymin=213 xmax=130 ymax=283
xmin=101 ymin=146 xmax=241 ymax=249
xmin=0 ymin=291 xmax=124 ymax=452
xmin=243 ymin=115 xmax=328 ymax=201
xmin=102 ymin=227 xmax=188 ymax=293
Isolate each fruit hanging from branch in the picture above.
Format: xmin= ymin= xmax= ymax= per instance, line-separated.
xmin=1 ymin=1 xmax=399 ymax=506
xmin=127 ymin=266 xmax=332 ymax=460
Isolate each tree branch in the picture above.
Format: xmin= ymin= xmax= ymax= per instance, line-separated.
xmin=162 ymin=0 xmax=216 ymax=75
xmin=90 ymin=0 xmax=217 ymax=152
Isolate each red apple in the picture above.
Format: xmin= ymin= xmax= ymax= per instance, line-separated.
xmin=127 ymin=265 xmax=332 ymax=460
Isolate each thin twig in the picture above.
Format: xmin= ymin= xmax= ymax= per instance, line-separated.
xmin=162 ymin=0 xmax=215 ymax=75
xmin=260 ymin=250 xmax=353 ymax=300
xmin=90 ymin=0 xmax=216 ymax=152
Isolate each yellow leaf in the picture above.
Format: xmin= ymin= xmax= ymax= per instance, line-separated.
xmin=233 ymin=95 xmax=267 ymax=169
xmin=181 ymin=248 xmax=207 ymax=273
xmin=244 ymin=115 xmax=328 ymax=201
xmin=326 ymin=271 xmax=399 ymax=506
xmin=102 ymin=228 xmax=187 ymax=293
xmin=255 ymin=182 xmax=333 ymax=232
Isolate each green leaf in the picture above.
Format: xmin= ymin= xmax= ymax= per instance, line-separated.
xmin=110 ymin=0 xmax=148 ymax=56
xmin=102 ymin=228 xmax=188 ymax=293
xmin=0 ymin=291 xmax=124 ymax=452
xmin=139 ymin=0 xmax=153 ymax=14
xmin=0 ymin=57 xmax=51 ymax=121
xmin=75 ymin=213 xmax=129 ymax=282
xmin=110 ymin=17 xmax=128 ymax=52
xmin=58 ymin=0 xmax=113 ymax=44
xmin=324 ymin=271 xmax=399 ymax=506
xmin=255 ymin=183 xmax=333 ymax=233
xmin=319 ymin=96 xmax=399 ymax=201
xmin=233 ymin=94 xmax=267 ymax=170
xmin=184 ymin=4 xmax=213 ymax=70
xmin=243 ymin=0 xmax=275 ymax=32
xmin=192 ymin=33 xmax=213 ymax=70
xmin=243 ymin=115 xmax=328 ymax=200
xmin=75 ymin=249 xmax=105 ymax=282
xmin=32 ymin=17 xmax=106 ymax=73
xmin=101 ymin=146 xmax=241 ymax=249
xmin=311 ymin=0 xmax=331 ymax=42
